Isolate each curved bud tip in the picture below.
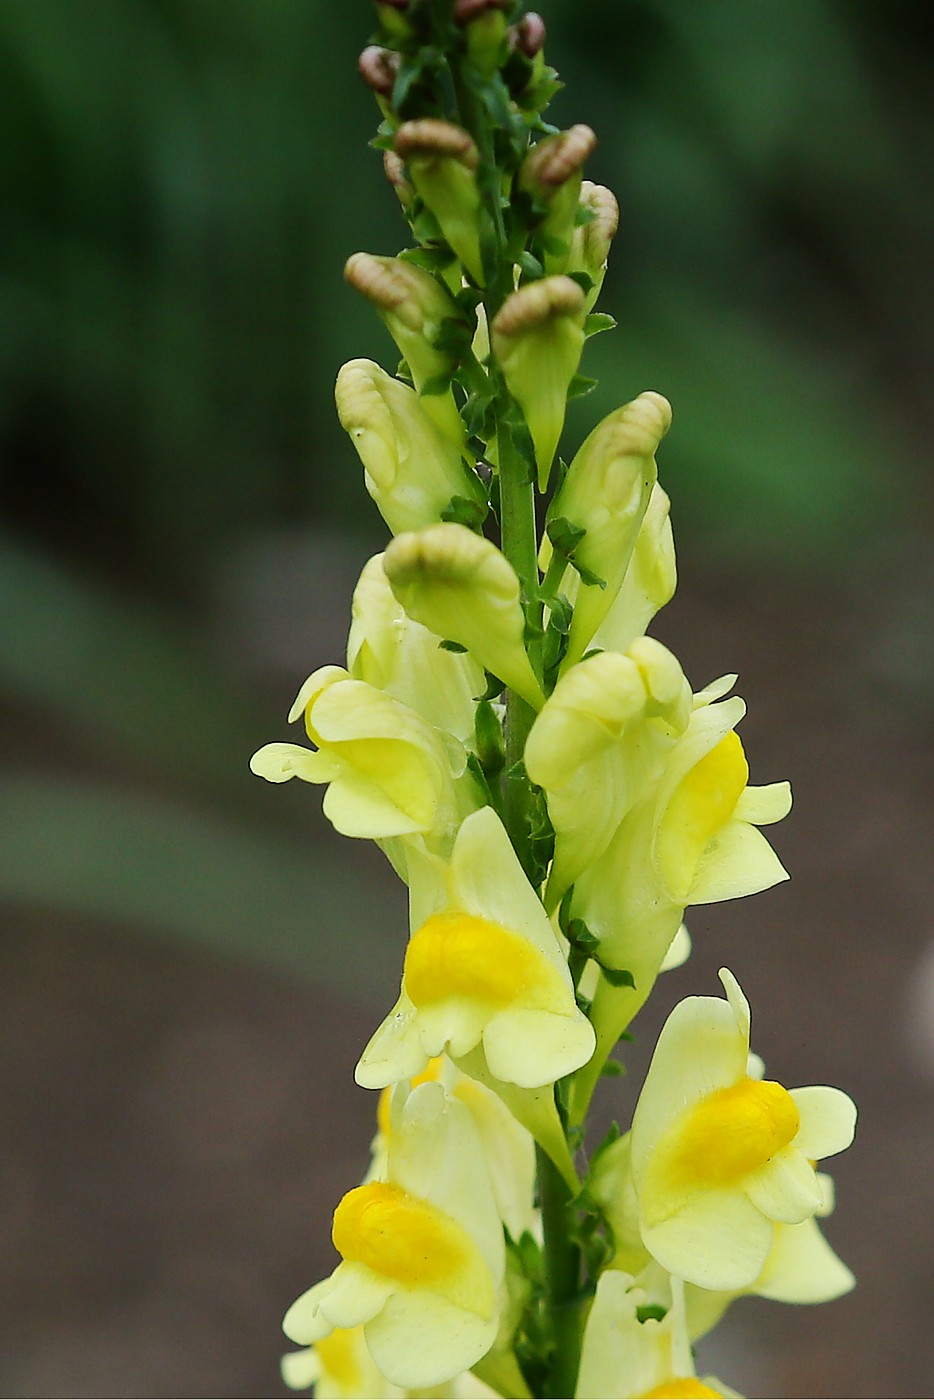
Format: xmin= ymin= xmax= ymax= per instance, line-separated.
xmin=344 ymin=251 xmax=407 ymax=312
xmin=515 ymin=12 xmax=546 ymax=57
xmin=628 ymin=390 xmax=673 ymax=444
xmin=383 ymin=149 xmax=414 ymax=205
xmin=395 ymin=119 xmax=479 ymax=171
xmin=491 ymin=274 xmax=585 ymax=341
xmin=523 ymin=125 xmax=597 ymax=192
xmin=580 ymin=181 xmax=620 ymax=247
xmin=358 ymin=45 xmax=399 ymax=97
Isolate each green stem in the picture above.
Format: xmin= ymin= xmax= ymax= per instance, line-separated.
xmin=450 ymin=29 xmax=584 ymax=1398
xmin=537 ymin=1146 xmax=584 ymax=1399
xmin=540 ymin=548 xmax=568 ymax=601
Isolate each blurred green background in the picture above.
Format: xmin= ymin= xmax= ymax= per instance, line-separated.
xmin=1 ymin=2 xmax=932 ymax=1396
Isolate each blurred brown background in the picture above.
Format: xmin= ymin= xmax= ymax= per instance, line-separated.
xmin=1 ymin=1 xmax=932 ymax=1396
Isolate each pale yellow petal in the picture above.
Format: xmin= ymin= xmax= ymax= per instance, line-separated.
xmin=742 ymin=1146 xmax=824 ymax=1224
xmin=754 ymin=1214 xmax=855 ymax=1304
xmin=642 ymin=1186 xmax=774 ymax=1291
xmin=789 ymin=1085 xmax=858 ymax=1161
xmin=365 ymin=1287 xmax=497 ymax=1391
xmin=482 ymin=1006 xmax=595 ymax=1088
xmin=732 ymin=780 xmax=793 ymax=825
xmin=688 ymin=819 xmax=790 ymax=905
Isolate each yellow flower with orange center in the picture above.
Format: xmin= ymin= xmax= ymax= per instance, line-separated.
xmin=282 ymin=1082 xmax=504 ymax=1391
xmin=630 ymin=969 xmax=857 ymax=1291
xmin=355 ymin=806 xmax=595 ymax=1092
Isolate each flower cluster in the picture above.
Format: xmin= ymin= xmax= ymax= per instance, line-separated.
xmin=252 ymin=4 xmax=856 ymax=1396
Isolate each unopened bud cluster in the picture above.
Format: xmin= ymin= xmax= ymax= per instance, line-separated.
xmin=252 ymin=4 xmax=857 ymax=1396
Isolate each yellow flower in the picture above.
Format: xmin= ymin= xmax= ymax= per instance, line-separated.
xmin=575 ymin=1271 xmax=738 ymax=1399
xmin=383 ymin=524 xmax=544 ymax=709
xmin=356 ymin=805 xmax=595 ymax=1091
xmin=592 ymin=1136 xmax=854 ymax=1342
xmin=250 ymin=665 xmax=463 ymax=841
xmin=566 ymin=683 xmax=791 ymax=1121
xmin=281 ymin=1325 xmax=401 ymax=1397
xmin=630 ymin=968 xmax=857 ymax=1291
xmin=335 ymin=360 xmax=483 ymax=536
xmin=347 ymin=553 xmax=485 ymax=744
xmin=282 ymin=1082 xmax=504 ymax=1391
xmin=525 ymin=637 xmax=691 ymax=907
xmin=370 ymin=1057 xmax=537 ymax=1244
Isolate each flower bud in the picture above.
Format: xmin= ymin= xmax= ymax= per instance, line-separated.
xmin=344 ymin=252 xmax=467 ymax=447
xmin=550 ymin=390 xmax=671 ymax=668
xmin=335 ymin=358 xmax=482 ymax=536
xmin=383 ymin=522 xmax=544 ymax=708
xmin=568 ymin=180 xmax=620 ymax=310
xmin=357 ymin=45 xmax=399 ymax=98
xmin=394 ymin=120 xmax=484 ymax=283
xmin=519 ymin=125 xmax=597 ymax=274
xmin=591 ymin=481 xmax=677 ymax=654
xmin=515 ymin=11 xmax=546 ymax=58
xmin=491 ymin=275 xmax=586 ymax=490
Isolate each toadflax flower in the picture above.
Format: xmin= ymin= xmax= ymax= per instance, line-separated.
xmin=629 ymin=968 xmax=857 ymax=1291
xmin=590 ymin=1132 xmax=854 ymax=1343
xmin=355 ymin=804 xmax=595 ymax=1091
xmin=250 ymin=664 xmax=466 ymax=842
xmin=525 ymin=636 xmax=691 ymax=907
xmin=567 ymin=681 xmax=792 ymax=1119
xmin=282 ymin=1081 xmax=505 ymax=1391
xmin=370 ymin=1058 xmax=537 ymax=1245
xmin=575 ymin=1269 xmax=737 ymax=1400
xmin=347 ymin=552 xmax=485 ymax=744
xmin=281 ymin=1324 xmax=399 ymax=1397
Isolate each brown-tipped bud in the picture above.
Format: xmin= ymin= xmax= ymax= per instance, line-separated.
xmin=383 ymin=150 xmax=415 ymax=208
xmin=393 ymin=121 xmax=484 ymax=283
xmin=454 ymin=0 xmax=508 ymax=22
xmin=394 ymin=119 xmax=479 ymax=170
xmin=358 ymin=45 xmax=400 ymax=98
xmin=519 ymin=127 xmax=597 ymax=276
xmin=344 ymin=252 xmax=467 ymax=447
xmin=521 ymin=125 xmax=596 ymax=196
xmin=515 ymin=11 xmax=546 ymax=58
xmin=491 ymin=276 xmax=587 ymax=490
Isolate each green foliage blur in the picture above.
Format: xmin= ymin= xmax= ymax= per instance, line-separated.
xmin=0 ymin=0 xmax=931 ymax=976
